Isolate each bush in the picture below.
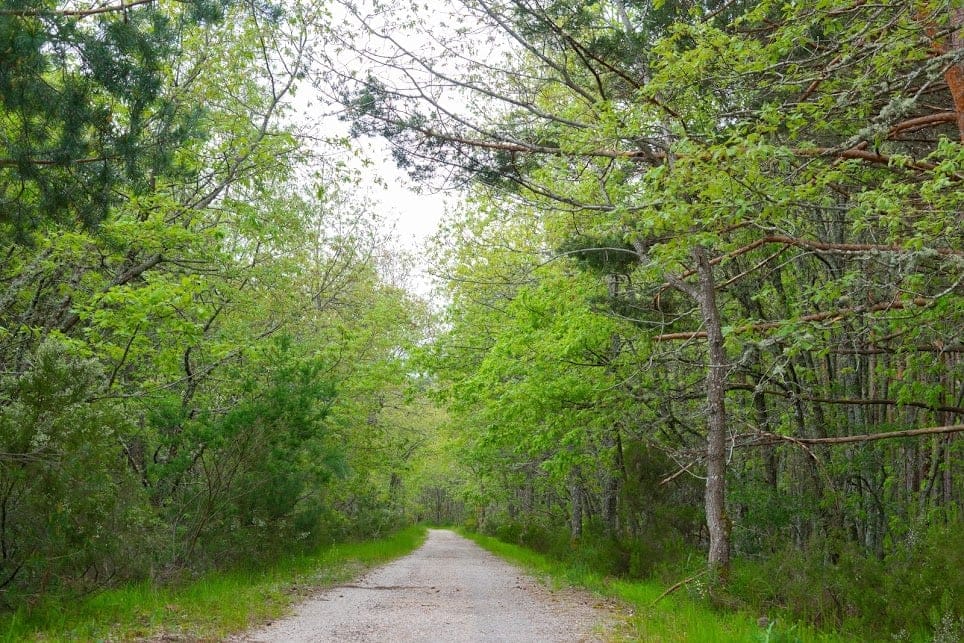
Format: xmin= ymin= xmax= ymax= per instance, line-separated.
xmin=727 ymin=519 xmax=963 ymax=639
xmin=0 ymin=341 xmax=152 ymax=604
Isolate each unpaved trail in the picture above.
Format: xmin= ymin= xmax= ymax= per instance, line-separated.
xmin=242 ymin=529 xmax=616 ymax=642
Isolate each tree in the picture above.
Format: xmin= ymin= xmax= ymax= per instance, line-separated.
xmin=0 ymin=0 xmax=231 ymax=235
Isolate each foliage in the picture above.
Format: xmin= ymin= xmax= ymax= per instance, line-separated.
xmin=0 ymin=0 xmax=228 ymax=234
xmin=342 ymin=0 xmax=964 ymax=638
xmin=728 ymin=520 xmax=963 ymax=639
xmin=0 ymin=0 xmax=443 ymax=611
xmin=0 ymin=340 xmax=149 ymax=599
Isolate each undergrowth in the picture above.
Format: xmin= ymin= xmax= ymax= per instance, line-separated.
xmin=0 ymin=525 xmax=426 ymax=642
xmin=461 ymin=530 xmax=853 ymax=643
xmin=469 ymin=518 xmax=961 ymax=642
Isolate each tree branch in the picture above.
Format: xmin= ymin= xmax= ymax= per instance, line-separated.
xmin=654 ymin=297 xmax=931 ymax=341
xmin=60 ymin=253 xmax=164 ymax=333
xmin=749 ymin=424 xmax=964 ymax=446
xmin=0 ymin=0 xmax=159 ymax=18
xmin=726 ymin=383 xmax=964 ymax=416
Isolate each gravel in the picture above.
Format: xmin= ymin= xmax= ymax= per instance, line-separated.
xmin=241 ymin=529 xmax=616 ymax=642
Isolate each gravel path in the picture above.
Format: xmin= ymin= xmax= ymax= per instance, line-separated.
xmin=242 ymin=529 xmax=615 ymax=642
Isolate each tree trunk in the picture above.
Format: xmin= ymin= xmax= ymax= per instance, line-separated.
xmin=569 ymin=470 xmax=583 ymax=542
xmin=602 ymin=467 xmax=619 ymax=537
xmin=693 ymin=246 xmax=731 ymax=578
xmin=946 ymin=8 xmax=964 ymax=141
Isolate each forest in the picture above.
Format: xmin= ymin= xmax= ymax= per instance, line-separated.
xmin=1 ymin=0 xmax=962 ymax=640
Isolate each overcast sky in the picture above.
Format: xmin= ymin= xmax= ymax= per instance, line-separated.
xmin=287 ymin=0 xmax=485 ymax=298
xmin=365 ymin=138 xmax=453 ymax=298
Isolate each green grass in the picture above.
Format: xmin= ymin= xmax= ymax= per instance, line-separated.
xmin=460 ymin=531 xmax=854 ymax=643
xmin=0 ymin=526 xmax=426 ymax=642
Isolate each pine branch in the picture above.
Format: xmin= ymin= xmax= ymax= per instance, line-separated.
xmin=0 ymin=0 xmax=159 ymax=19
xmin=0 ymin=156 xmax=115 ymax=167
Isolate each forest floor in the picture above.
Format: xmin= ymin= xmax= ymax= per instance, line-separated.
xmin=239 ymin=529 xmax=619 ymax=642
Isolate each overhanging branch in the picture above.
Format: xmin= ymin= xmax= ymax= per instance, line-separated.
xmin=0 ymin=0 xmax=159 ymax=18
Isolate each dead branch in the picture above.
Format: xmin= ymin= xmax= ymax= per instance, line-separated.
xmin=749 ymin=424 xmax=964 ymax=446
xmin=725 ymin=383 xmax=964 ymax=416
xmin=649 ymin=569 xmax=710 ymax=607
xmin=654 ymin=297 xmax=930 ymax=341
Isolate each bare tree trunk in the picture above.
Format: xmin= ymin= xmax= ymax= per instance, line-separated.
xmin=946 ymin=8 xmax=964 ymax=141
xmin=569 ymin=469 xmax=583 ymax=542
xmin=753 ymin=383 xmax=778 ymax=490
xmin=522 ymin=464 xmax=535 ymax=517
xmin=662 ymin=245 xmax=732 ymax=577
xmin=602 ymin=466 xmax=619 ymax=537
xmin=693 ymin=246 xmax=731 ymax=578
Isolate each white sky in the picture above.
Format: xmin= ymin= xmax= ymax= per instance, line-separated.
xmin=297 ymin=0 xmax=481 ymax=298
xmin=366 ymin=143 xmax=449 ymax=249
xmin=364 ymin=138 xmax=453 ymax=298
xmin=282 ymin=0 xmax=501 ymax=298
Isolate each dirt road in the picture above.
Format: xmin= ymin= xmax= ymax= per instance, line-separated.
xmin=243 ymin=529 xmax=615 ymax=642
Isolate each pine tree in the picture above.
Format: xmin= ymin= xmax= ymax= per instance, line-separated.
xmin=0 ymin=0 xmax=228 ymax=237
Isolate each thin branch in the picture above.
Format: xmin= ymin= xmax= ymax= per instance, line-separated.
xmin=749 ymin=424 xmax=964 ymax=446
xmin=60 ymin=253 xmax=164 ymax=333
xmin=0 ymin=156 xmax=115 ymax=167
xmin=796 ymin=147 xmax=939 ymax=172
xmin=649 ymin=570 xmax=709 ymax=606
xmin=725 ymin=383 xmax=964 ymax=416
xmin=0 ymin=0 xmax=162 ymax=18
xmin=107 ymin=322 xmax=141 ymax=390
xmin=654 ymin=297 xmax=931 ymax=341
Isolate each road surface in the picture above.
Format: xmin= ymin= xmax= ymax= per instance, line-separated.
xmin=243 ymin=529 xmax=615 ymax=642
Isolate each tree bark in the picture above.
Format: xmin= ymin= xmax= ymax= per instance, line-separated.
xmin=693 ymin=246 xmax=731 ymax=578
xmin=663 ymin=246 xmax=732 ymax=577
xmin=569 ymin=469 xmax=583 ymax=542
xmin=750 ymin=424 xmax=964 ymax=446
xmin=945 ymin=8 xmax=964 ymax=141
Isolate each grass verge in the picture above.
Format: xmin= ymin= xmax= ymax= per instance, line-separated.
xmin=460 ymin=530 xmax=853 ymax=643
xmin=0 ymin=525 xmax=427 ymax=642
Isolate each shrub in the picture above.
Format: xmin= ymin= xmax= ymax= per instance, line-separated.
xmin=0 ymin=341 xmax=151 ymax=604
xmin=727 ymin=519 xmax=963 ymax=639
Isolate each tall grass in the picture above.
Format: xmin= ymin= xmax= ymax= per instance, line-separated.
xmin=461 ymin=531 xmax=854 ymax=643
xmin=0 ymin=526 xmax=426 ymax=642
